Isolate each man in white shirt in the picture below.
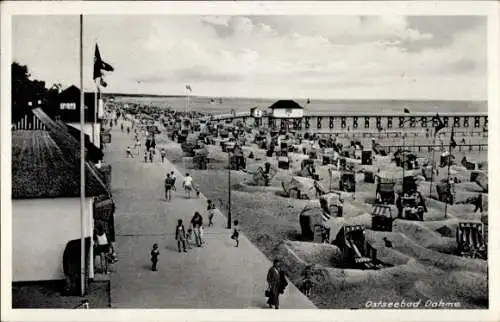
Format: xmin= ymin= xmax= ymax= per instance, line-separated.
xmin=182 ymin=173 xmax=193 ymax=199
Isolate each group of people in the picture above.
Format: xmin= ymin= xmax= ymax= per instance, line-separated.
xmin=164 ymin=172 xmax=200 ymax=201
xmin=173 ymin=211 xmax=204 ymax=253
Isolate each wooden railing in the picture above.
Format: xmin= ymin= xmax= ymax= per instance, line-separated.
xmin=382 ymin=144 xmax=488 ymax=153
xmin=312 ymin=130 xmax=486 ymax=139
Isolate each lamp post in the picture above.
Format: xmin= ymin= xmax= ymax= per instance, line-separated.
xmin=227 ymin=151 xmax=232 ymax=229
xmin=443 ymin=123 xmax=455 ymax=219
xmin=429 ymin=132 xmax=438 ymax=198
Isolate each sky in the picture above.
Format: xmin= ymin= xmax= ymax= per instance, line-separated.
xmin=12 ymin=15 xmax=487 ymax=100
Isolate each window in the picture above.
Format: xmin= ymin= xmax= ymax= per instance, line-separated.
xmin=329 ymin=117 xmax=335 ymax=129
xmin=463 ymin=117 xmax=469 ymax=127
xmin=376 ymin=117 xmax=381 ymax=129
xmin=60 ymin=102 xmax=76 ymax=110
xmin=317 ymin=117 xmax=322 ymax=129
xmin=281 ymin=119 xmax=286 ymax=129
xmin=305 ymin=117 xmax=310 ymax=129
xmin=341 ymin=117 xmax=346 ymax=129
xmin=387 ymin=117 xmax=393 ymax=128
xmin=443 ymin=116 xmax=449 ymax=127
xmin=353 ymin=117 xmax=358 ymax=129
xmin=364 ymin=117 xmax=370 ymax=128
xmin=432 ymin=116 xmax=439 ymax=127
xmin=296 ymin=119 xmax=302 ymax=130
xmin=410 ymin=116 xmax=416 ymax=128
xmin=453 ymin=116 xmax=460 ymax=128
xmin=399 ymin=117 xmax=405 ymax=128
xmin=421 ymin=116 xmax=427 ymax=127
xmin=474 ymin=116 xmax=480 ymax=128
xmin=484 ymin=116 xmax=488 ymax=127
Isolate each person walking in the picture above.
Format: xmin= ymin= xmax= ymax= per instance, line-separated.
xmin=190 ymin=212 xmax=204 ymax=247
xmin=160 ymin=148 xmax=167 ymax=163
xmin=231 ymin=220 xmax=240 ymax=247
xmin=182 ymin=173 xmax=193 ymax=199
xmin=150 ymin=243 xmax=160 ymax=271
xmin=94 ymin=225 xmax=110 ymax=274
xmin=175 ymin=219 xmax=188 ymax=253
xmin=144 ymin=150 xmax=148 ymax=163
xmin=126 ymin=146 xmax=134 ymax=158
xmin=207 ymin=200 xmax=216 ymax=227
xmin=170 ymin=171 xmax=177 ymax=191
xmin=473 ymin=194 xmax=483 ymax=213
xmin=149 ymin=147 xmax=154 ymax=163
xmin=266 ymin=260 xmax=282 ymax=309
xmin=164 ymin=173 xmax=174 ymax=201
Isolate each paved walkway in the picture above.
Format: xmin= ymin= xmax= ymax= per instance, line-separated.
xmin=106 ymin=120 xmax=315 ymax=308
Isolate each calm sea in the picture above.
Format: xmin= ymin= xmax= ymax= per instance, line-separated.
xmin=113 ymin=96 xmax=488 ymax=115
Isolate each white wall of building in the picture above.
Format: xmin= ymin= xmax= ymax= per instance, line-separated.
xmin=12 ymin=197 xmax=94 ymax=282
xmin=67 ymin=123 xmax=101 ymax=148
xmin=271 ymin=108 xmax=304 ymax=118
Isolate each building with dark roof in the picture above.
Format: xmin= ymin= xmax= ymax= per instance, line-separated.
xmin=56 ymin=85 xmax=103 ymax=148
xmin=12 ymin=108 xmax=111 ymax=283
xmin=268 ymin=100 xmax=304 ymax=119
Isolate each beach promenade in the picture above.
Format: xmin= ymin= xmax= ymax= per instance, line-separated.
xmin=106 ymin=121 xmax=315 ymax=308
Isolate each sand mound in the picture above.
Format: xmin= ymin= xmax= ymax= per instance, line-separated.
xmin=234 ymin=181 xmax=282 ymax=194
xmin=373 ymin=247 xmax=413 ymax=266
xmin=414 ymin=270 xmax=488 ymax=307
xmin=365 ymin=230 xmax=487 ymax=273
xmin=392 ymin=220 xmax=456 ymax=253
xmin=435 ymin=225 xmax=454 ymax=237
xmin=284 ymin=240 xmax=343 ymax=267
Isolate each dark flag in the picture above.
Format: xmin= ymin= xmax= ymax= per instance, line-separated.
xmin=99 ymin=78 xmax=108 ymax=88
xmin=93 ymin=44 xmax=114 ymax=80
xmin=433 ymin=113 xmax=445 ymax=136
xmin=403 ymin=108 xmax=410 ymax=113
xmin=450 ymin=126 xmax=457 ymax=149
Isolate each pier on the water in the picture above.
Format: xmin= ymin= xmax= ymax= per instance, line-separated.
xmin=202 ymin=110 xmax=488 ymax=155
xmin=205 ymin=111 xmax=488 ymax=136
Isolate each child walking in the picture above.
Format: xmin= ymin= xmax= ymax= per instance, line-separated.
xmin=207 ymin=200 xmax=216 ymax=227
xmin=231 ymin=220 xmax=240 ymax=247
xmin=175 ymin=219 xmax=188 ymax=253
xmin=164 ymin=174 xmax=174 ymax=201
xmin=186 ymin=228 xmax=194 ymax=249
xmin=150 ymin=243 xmax=160 ymax=271
xmin=160 ymin=148 xmax=167 ymax=163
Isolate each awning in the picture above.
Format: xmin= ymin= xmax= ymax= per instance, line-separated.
xmin=64 ymin=124 xmax=104 ymax=162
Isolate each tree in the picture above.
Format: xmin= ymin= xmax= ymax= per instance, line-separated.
xmin=11 ymin=62 xmax=59 ymax=122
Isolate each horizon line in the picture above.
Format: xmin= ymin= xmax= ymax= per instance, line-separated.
xmin=102 ymin=92 xmax=487 ymax=102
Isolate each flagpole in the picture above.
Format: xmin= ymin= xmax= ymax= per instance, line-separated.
xmin=402 ymin=131 xmax=405 ymax=194
xmin=94 ymin=79 xmax=98 ymax=145
xmin=79 ymin=14 xmax=86 ymax=297
xmin=444 ymin=123 xmax=455 ymax=219
xmin=185 ymin=86 xmax=188 ymax=114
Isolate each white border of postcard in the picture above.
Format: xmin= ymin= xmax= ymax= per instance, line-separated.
xmin=1 ymin=1 xmax=499 ymax=322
